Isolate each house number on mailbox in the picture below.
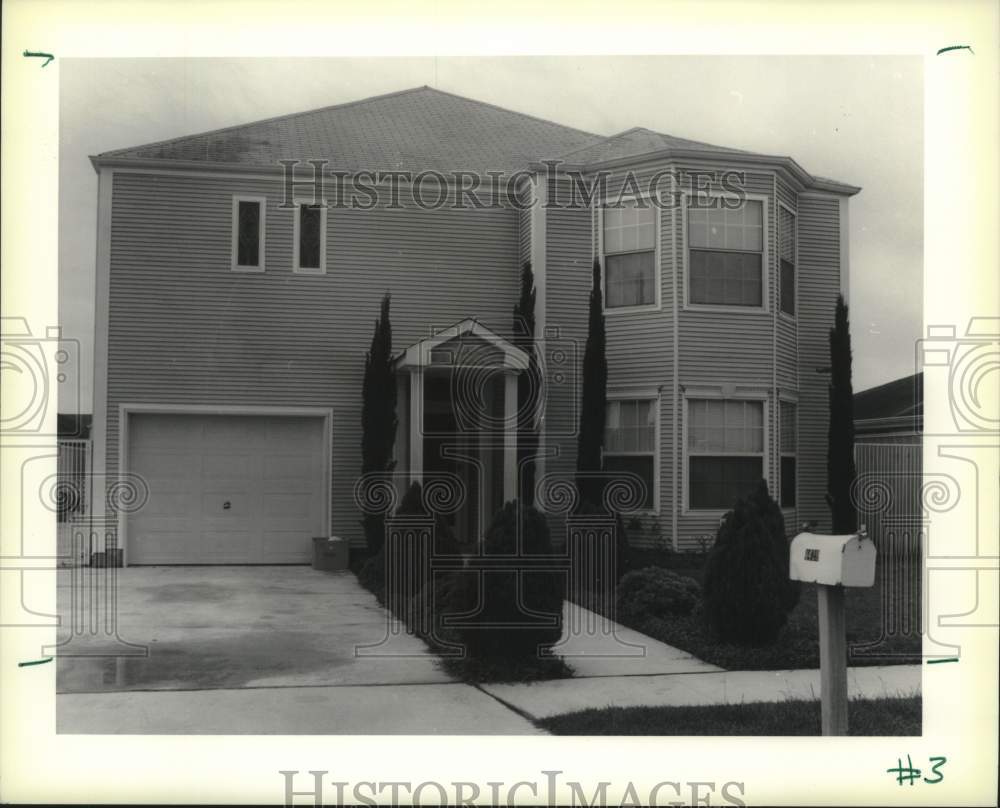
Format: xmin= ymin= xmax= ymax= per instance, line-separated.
xmin=805 ymin=548 xmax=820 ymax=562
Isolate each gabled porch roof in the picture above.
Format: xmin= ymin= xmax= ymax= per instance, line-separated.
xmin=394 ymin=318 xmax=530 ymax=371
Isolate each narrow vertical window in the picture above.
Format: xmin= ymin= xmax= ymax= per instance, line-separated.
xmin=780 ymin=400 xmax=797 ymax=507
xmin=232 ymin=196 xmax=265 ymax=271
xmin=779 ymin=206 xmax=796 ymax=316
xmin=294 ymin=201 xmax=326 ymax=274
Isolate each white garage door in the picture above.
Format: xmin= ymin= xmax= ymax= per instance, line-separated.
xmin=127 ymin=413 xmax=326 ymax=564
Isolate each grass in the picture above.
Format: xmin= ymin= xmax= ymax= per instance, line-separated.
xmin=539 ymin=696 xmax=922 ymax=736
xmin=596 ymin=553 xmax=921 ymax=670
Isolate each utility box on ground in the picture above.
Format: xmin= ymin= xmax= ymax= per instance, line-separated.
xmin=312 ymin=536 xmax=349 ymax=571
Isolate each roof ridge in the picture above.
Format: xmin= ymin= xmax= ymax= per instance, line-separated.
xmin=553 ymin=127 xmax=641 ymax=161
xmin=96 ymin=85 xmax=435 ymax=159
xmin=420 ymin=86 xmax=602 ymax=140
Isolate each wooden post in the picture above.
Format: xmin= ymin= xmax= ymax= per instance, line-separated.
xmin=817 ymin=583 xmax=848 ymax=735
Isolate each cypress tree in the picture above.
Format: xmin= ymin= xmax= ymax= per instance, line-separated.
xmin=361 ymin=292 xmax=398 ymax=554
xmin=513 ymin=261 xmax=539 ymax=506
xmin=827 ymin=294 xmax=858 ymax=533
xmin=576 ymin=257 xmax=608 ymax=508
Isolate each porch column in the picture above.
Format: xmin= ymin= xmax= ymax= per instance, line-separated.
xmin=503 ymin=369 xmax=518 ymax=503
xmin=395 ymin=370 xmax=409 ymax=498
xmin=408 ymin=367 xmax=424 ymax=485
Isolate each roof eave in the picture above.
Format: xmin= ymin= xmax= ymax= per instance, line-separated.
xmin=531 ymin=148 xmax=861 ymax=196
xmin=90 ymin=154 xmax=289 ymax=175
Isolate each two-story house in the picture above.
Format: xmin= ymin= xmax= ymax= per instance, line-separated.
xmin=89 ymin=86 xmax=859 ymax=565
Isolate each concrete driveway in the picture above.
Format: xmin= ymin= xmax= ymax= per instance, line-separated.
xmin=55 ymin=566 xmax=542 ymax=734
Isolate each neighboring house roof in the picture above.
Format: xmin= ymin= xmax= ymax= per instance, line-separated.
xmin=92 ymin=85 xmax=860 ymax=195
xmin=854 ymin=372 xmax=923 ymax=434
xmin=93 ymin=86 xmax=601 ymax=175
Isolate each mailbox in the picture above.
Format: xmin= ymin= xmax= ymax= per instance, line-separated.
xmin=789 ymin=530 xmax=876 ymax=587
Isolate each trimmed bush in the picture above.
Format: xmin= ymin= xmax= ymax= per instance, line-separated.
xmin=702 ymin=482 xmax=792 ymax=646
xmin=454 ymin=500 xmax=565 ymax=663
xmin=616 ymin=567 xmax=700 ymax=624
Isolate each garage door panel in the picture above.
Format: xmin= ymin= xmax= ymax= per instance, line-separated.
xmin=128 ymin=413 xmax=326 ymax=564
xmin=262 ymin=531 xmax=315 ymax=562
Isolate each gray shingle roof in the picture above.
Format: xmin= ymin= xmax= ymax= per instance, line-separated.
xmin=549 ymin=126 xmax=755 ymax=164
xmin=96 ymin=86 xmax=603 ymax=174
xmin=94 ymin=86 xmax=860 ymax=194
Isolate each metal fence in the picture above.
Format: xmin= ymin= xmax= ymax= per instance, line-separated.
xmin=853 ymin=440 xmax=923 ymax=552
xmin=56 ymin=439 xmax=92 ymax=523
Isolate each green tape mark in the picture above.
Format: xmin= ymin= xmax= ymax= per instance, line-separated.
xmin=18 ymin=657 xmax=53 ymax=667
xmin=927 ymin=657 xmax=959 ymax=664
xmin=22 ymin=50 xmax=55 ymax=67
xmin=936 ymin=45 xmax=974 ymax=56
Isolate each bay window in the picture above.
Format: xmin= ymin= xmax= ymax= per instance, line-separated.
xmin=688 ymin=398 xmax=764 ymax=509
xmin=688 ymin=199 xmax=763 ymax=307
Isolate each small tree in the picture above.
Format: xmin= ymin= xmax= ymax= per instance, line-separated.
xmin=360 ymin=292 xmax=397 ymax=554
xmin=826 ymin=294 xmax=858 ymax=533
xmin=576 ymin=257 xmax=608 ymax=507
xmin=513 ymin=261 xmax=539 ymax=506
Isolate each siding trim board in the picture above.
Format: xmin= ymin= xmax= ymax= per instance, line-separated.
xmin=116 ymin=403 xmax=334 ymax=567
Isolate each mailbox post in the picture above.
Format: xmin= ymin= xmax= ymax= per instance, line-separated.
xmin=789 ymin=526 xmax=876 ymax=736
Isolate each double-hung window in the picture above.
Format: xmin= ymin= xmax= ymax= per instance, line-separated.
xmin=293 ymin=200 xmax=326 ymax=274
xmin=779 ymin=400 xmax=797 ymax=507
xmin=604 ymin=397 xmax=657 ymax=510
xmin=603 ymin=199 xmax=656 ymax=309
xmin=779 ymin=205 xmax=796 ymax=316
xmin=688 ymin=398 xmax=764 ymax=509
xmin=232 ymin=196 xmax=266 ymax=272
xmin=688 ymin=198 xmax=763 ymax=307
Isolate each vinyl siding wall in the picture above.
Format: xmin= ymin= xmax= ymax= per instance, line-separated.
xmin=104 ymin=170 xmax=521 ymax=548
xmin=796 ymin=194 xmax=843 ymax=534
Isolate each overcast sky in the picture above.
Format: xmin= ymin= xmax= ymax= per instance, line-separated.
xmin=59 ymin=56 xmax=922 ymax=411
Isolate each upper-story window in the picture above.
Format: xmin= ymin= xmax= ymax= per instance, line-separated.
xmin=603 ymin=200 xmax=657 ymax=309
xmin=688 ymin=397 xmax=764 ymax=509
xmin=294 ymin=201 xmax=326 ymax=274
xmin=688 ymin=199 xmax=763 ymax=307
xmin=232 ymin=196 xmax=266 ymax=272
xmin=779 ymin=205 xmax=796 ymax=316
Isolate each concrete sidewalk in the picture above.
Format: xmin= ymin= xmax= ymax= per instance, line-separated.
xmin=484 ymin=601 xmax=921 ymax=720
xmin=58 ymin=682 xmax=544 ymax=734
xmin=483 ymin=665 xmax=921 ymax=721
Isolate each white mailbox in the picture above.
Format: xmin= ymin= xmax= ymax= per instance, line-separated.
xmin=789 ymin=530 xmax=876 ymax=587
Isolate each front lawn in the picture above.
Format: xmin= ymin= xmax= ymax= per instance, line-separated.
xmin=598 ymin=553 xmax=920 ymax=670
xmin=539 ymin=696 xmax=921 ymax=735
